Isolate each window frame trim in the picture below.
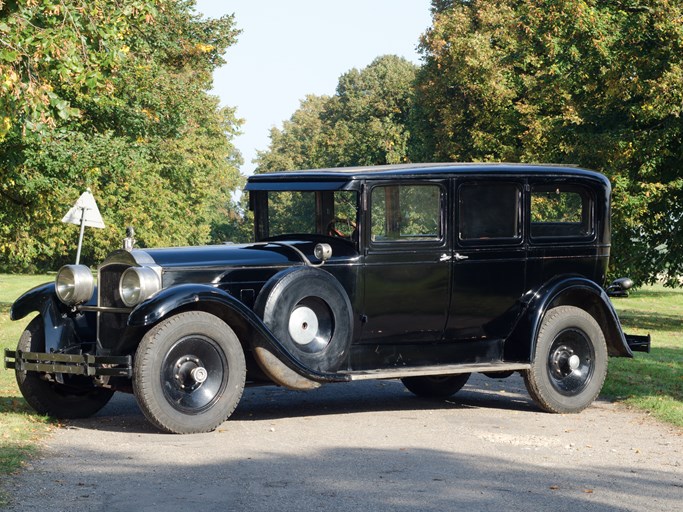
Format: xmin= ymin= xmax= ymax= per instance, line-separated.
xmin=455 ymin=180 xmax=525 ymax=248
xmin=366 ymin=180 xmax=448 ymax=249
xmin=528 ymin=182 xmax=597 ymax=244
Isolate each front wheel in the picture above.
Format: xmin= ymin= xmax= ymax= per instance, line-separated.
xmin=524 ymin=306 xmax=608 ymax=414
xmin=133 ymin=311 xmax=246 ymax=434
xmin=401 ymin=373 xmax=470 ymax=398
xmin=15 ymin=316 xmax=114 ymax=419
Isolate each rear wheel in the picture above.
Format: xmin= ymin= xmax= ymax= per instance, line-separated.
xmin=133 ymin=311 xmax=246 ymax=434
xmin=402 ymin=373 xmax=470 ymax=398
xmin=524 ymin=306 xmax=607 ymax=414
xmin=15 ymin=316 xmax=114 ymax=419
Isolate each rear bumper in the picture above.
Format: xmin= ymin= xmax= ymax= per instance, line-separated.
xmin=4 ymin=349 xmax=132 ymax=377
xmin=625 ymin=333 xmax=651 ymax=353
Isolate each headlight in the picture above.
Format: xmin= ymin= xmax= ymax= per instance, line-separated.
xmin=119 ymin=266 xmax=161 ymax=307
xmin=56 ymin=265 xmax=94 ymax=306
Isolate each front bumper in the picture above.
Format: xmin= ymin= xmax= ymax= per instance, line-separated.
xmin=4 ymin=349 xmax=132 ymax=377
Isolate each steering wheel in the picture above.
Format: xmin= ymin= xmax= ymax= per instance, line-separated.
xmin=326 ymin=217 xmax=356 ymax=239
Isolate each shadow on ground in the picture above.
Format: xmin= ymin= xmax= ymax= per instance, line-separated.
xmin=68 ymin=375 xmax=538 ymax=434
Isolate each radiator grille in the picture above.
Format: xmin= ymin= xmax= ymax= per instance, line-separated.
xmin=97 ymin=264 xmax=130 ymax=353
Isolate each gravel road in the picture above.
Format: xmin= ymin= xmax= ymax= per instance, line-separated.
xmin=2 ymin=374 xmax=681 ymax=512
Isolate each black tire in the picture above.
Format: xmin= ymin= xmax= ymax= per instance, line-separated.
xmin=15 ymin=316 xmax=114 ymax=419
xmin=401 ymin=373 xmax=471 ymax=398
xmin=254 ymin=267 xmax=353 ymax=372
xmin=524 ymin=306 xmax=608 ymax=414
xmin=133 ymin=311 xmax=246 ymax=434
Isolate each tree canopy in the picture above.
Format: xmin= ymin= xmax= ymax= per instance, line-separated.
xmin=1 ymin=0 xmax=244 ymax=271
xmin=415 ymin=0 xmax=683 ymax=285
xmin=254 ymin=55 xmax=418 ymax=173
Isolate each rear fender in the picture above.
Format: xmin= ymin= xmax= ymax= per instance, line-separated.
xmin=505 ymin=277 xmax=632 ymax=362
xmin=128 ymin=284 xmax=349 ymax=384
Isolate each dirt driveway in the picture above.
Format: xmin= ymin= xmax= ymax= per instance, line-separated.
xmin=3 ymin=374 xmax=681 ymax=512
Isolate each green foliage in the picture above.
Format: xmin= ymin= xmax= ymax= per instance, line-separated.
xmin=1 ymin=0 xmax=246 ymax=271
xmin=255 ymin=55 xmax=419 ymax=173
xmin=0 ymin=0 xmax=158 ymax=139
xmin=267 ymin=191 xmax=317 ymax=237
xmin=416 ymin=0 xmax=683 ymax=285
xmin=531 ymin=190 xmax=583 ymax=224
xmin=255 ymin=94 xmax=331 ymax=173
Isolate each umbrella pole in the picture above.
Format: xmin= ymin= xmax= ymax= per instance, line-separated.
xmin=75 ymin=207 xmax=87 ymax=264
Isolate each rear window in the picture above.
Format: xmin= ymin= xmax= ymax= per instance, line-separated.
xmin=458 ymin=183 xmax=522 ymax=241
xmin=531 ymin=184 xmax=593 ymax=239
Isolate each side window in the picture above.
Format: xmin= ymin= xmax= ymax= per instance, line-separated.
xmin=371 ymin=184 xmax=442 ymax=242
xmin=531 ymin=184 xmax=593 ymax=239
xmin=459 ymin=183 xmax=522 ymax=241
xmin=267 ymin=191 xmax=316 ymax=236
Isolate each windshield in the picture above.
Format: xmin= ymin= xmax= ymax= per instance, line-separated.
xmin=254 ymin=190 xmax=359 ymax=241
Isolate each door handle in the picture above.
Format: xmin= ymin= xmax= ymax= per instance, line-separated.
xmin=439 ymin=253 xmax=452 ymax=262
xmin=454 ymin=253 xmax=469 ymax=261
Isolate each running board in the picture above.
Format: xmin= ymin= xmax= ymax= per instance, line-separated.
xmin=340 ymin=362 xmax=531 ymax=381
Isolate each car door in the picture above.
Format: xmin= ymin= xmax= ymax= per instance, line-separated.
xmin=445 ymin=179 xmax=527 ymax=342
xmin=360 ymin=180 xmax=450 ymax=344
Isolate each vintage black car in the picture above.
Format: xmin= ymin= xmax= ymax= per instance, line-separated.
xmin=5 ymin=163 xmax=650 ymax=433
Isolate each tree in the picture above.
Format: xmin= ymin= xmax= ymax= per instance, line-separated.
xmin=0 ymin=0 xmax=245 ymax=271
xmin=416 ymin=0 xmax=683 ymax=285
xmin=325 ymin=54 xmax=419 ymax=167
xmin=255 ymin=55 xmax=419 ymax=173
xmin=254 ymin=94 xmax=331 ymax=174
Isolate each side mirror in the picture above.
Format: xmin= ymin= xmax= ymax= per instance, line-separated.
xmin=606 ymin=277 xmax=634 ymax=298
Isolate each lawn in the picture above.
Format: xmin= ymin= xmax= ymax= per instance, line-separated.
xmin=0 ymin=274 xmax=55 ymax=496
xmin=605 ymin=285 xmax=683 ymax=427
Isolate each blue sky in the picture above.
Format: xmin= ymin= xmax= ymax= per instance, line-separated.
xmin=194 ymin=0 xmax=433 ymax=174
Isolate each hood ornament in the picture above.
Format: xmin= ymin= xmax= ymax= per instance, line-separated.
xmin=123 ymin=226 xmax=136 ymax=252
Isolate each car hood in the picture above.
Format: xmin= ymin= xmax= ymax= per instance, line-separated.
xmin=141 ymin=242 xmax=304 ymax=269
xmin=104 ymin=239 xmax=357 ymax=270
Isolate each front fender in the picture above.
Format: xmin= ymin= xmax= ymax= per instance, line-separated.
xmin=10 ymin=282 xmax=55 ymax=321
xmin=10 ymin=282 xmax=95 ymax=353
xmin=505 ymin=277 xmax=632 ymax=362
xmin=128 ymin=284 xmax=349 ymax=384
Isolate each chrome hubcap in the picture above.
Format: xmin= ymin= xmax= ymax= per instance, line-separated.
xmin=191 ymin=366 xmax=208 ymax=384
xmin=173 ymin=356 xmax=207 ymax=390
xmin=547 ymin=329 xmax=595 ymax=396
xmin=568 ymin=354 xmax=581 ymax=371
xmin=162 ymin=335 xmax=227 ymax=413
xmin=285 ymin=297 xmax=334 ymax=354
xmin=288 ymin=306 xmax=319 ymax=346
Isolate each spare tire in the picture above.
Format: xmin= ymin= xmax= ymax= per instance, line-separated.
xmin=254 ymin=266 xmax=353 ymax=373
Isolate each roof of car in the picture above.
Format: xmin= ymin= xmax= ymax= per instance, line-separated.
xmin=245 ymin=163 xmax=610 ymax=191
xmin=247 ymin=162 xmax=603 ymax=180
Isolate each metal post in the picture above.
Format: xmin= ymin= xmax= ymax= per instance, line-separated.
xmin=75 ymin=206 xmax=87 ymax=264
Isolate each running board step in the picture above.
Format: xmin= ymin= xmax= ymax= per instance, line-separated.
xmin=340 ymin=362 xmax=531 ymax=381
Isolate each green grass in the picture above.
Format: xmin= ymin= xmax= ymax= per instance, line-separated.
xmin=0 ymin=274 xmax=55 ymax=497
xmin=605 ymin=285 xmax=683 ymax=427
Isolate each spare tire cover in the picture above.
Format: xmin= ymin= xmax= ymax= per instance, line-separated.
xmin=254 ymin=266 xmax=353 ymax=373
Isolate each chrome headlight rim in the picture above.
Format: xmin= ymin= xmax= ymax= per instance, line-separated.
xmin=119 ymin=266 xmax=161 ymax=308
xmin=55 ymin=265 xmax=95 ymax=306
